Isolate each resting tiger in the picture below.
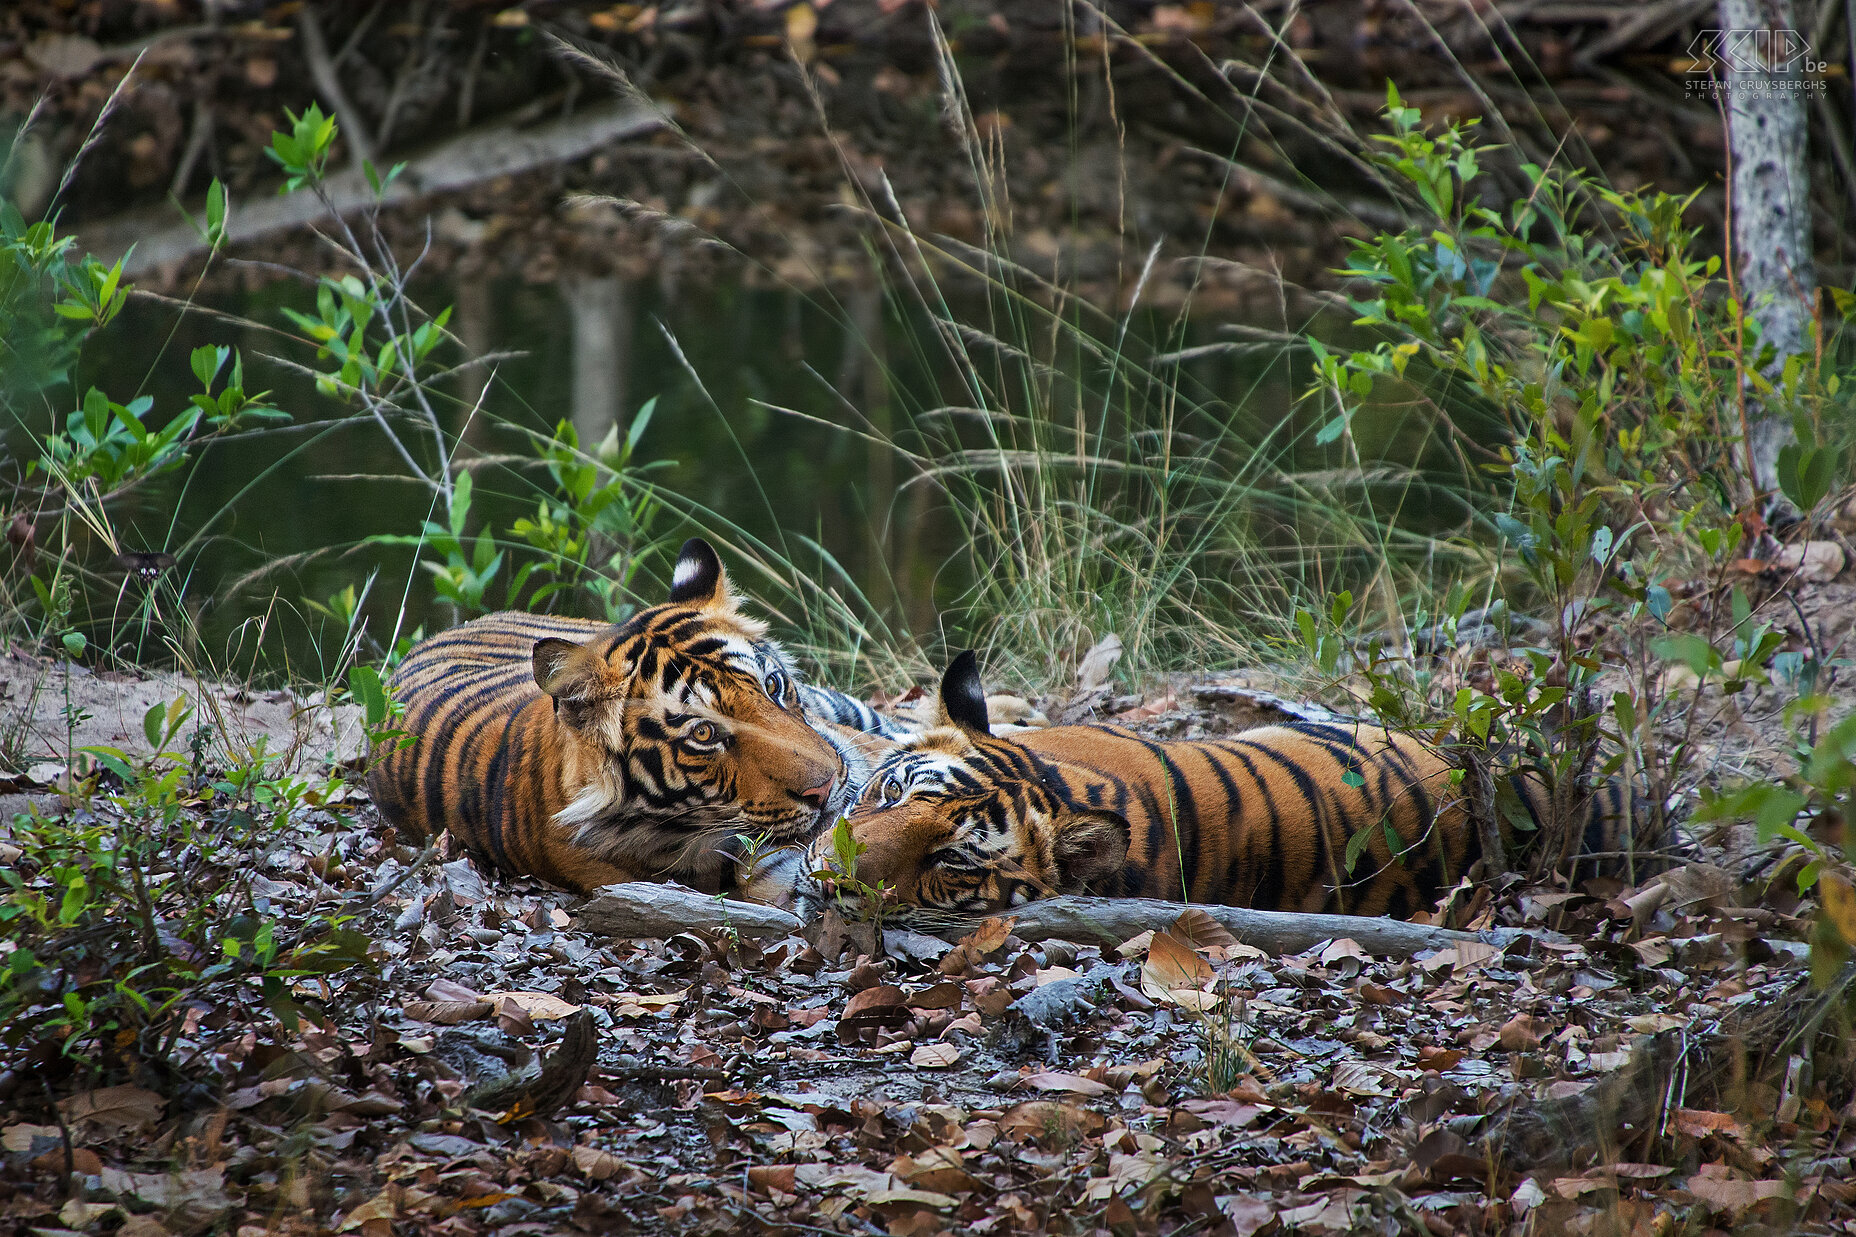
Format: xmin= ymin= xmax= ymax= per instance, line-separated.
xmin=367 ymin=539 xmax=909 ymax=895
xmin=798 ymin=650 xmax=1649 ymax=918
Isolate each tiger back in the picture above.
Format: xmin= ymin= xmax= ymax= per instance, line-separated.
xmin=810 ymin=651 xmax=1650 ymax=918
xmin=367 ymin=539 xmax=903 ymax=895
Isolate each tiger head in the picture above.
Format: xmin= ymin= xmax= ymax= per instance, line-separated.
xmin=813 ymin=651 xmax=1130 ymax=911
xmin=531 ymin=539 xmax=848 ymax=889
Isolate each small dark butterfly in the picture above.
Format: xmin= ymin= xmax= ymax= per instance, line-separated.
xmin=116 ymin=551 xmax=177 ymax=582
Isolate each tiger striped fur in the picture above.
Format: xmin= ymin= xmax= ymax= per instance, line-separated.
xmin=802 ymin=651 xmax=1649 ymax=918
xmin=367 ymin=539 xmax=905 ymax=895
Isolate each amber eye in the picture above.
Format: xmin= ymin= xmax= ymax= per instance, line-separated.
xmin=688 ymin=721 xmax=718 ymax=745
xmin=880 ymin=775 xmax=904 ymax=805
xmin=765 ymin=670 xmax=788 ymax=702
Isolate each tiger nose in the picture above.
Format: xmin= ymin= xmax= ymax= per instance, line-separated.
xmin=796 ymin=776 xmax=836 ymax=810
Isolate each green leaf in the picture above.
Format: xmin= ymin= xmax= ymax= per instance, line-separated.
xmin=1343 ymin=824 xmax=1376 ymax=875
xmin=1649 ymin=633 xmax=1721 ymax=679
xmin=348 ymin=665 xmax=390 ymax=728
xmin=1496 ymin=781 xmax=1538 ymax=832
xmin=450 ymin=471 xmax=473 ymax=539
xmin=83 ymin=747 xmax=136 ymax=782
xmin=62 ymin=631 xmax=86 ymax=658
xmin=205 ymin=178 xmax=227 ymax=244
xmin=627 ymin=396 xmax=658 ymax=453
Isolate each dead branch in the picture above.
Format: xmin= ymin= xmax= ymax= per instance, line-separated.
xmin=909 ymin=895 xmax=1562 ymax=956
xmin=80 ymin=102 xmax=662 ymax=278
xmin=574 ymin=883 xmax=805 ymax=940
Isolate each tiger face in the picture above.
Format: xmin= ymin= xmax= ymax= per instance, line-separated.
xmin=815 ymin=651 xmax=1129 ymax=911
xmin=533 ymin=539 xmax=847 ymax=888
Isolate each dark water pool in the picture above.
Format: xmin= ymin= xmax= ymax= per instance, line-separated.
xmin=38 ymin=264 xmax=1330 ymax=680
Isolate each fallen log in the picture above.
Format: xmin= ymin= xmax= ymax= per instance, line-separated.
xmin=80 ymin=101 xmax=662 ymax=277
xmin=905 ymin=895 xmax=1562 ymax=957
xmin=574 ymin=882 xmax=803 ymax=940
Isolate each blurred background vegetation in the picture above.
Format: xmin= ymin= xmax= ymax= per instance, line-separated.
xmin=1 ymin=0 xmax=1850 ymax=693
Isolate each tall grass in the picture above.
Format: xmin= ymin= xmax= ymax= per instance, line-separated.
xmin=747 ymin=9 xmax=1492 ymax=692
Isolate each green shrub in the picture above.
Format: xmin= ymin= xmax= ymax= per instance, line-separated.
xmin=0 ymin=699 xmax=373 ymax=1068
xmin=1296 ymin=87 xmax=1853 ymax=1000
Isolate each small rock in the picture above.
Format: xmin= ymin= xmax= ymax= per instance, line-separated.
xmin=1776 ymin=540 xmax=1846 ymax=582
xmin=408 ymin=1133 xmax=481 ymax=1159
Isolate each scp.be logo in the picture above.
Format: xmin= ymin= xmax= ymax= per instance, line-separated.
xmin=1687 ymin=27 xmax=1829 ymax=74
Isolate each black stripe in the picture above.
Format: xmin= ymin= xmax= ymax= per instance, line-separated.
xmin=1237 ymin=739 xmax=1329 ymax=912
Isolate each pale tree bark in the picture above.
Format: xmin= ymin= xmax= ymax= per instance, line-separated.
xmin=1718 ymin=0 xmax=1818 ymax=498
xmin=565 ymin=275 xmax=630 ymax=446
xmin=452 ymin=275 xmax=496 ymax=452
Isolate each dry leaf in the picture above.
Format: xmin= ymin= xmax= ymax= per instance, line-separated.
xmin=1499 ymin=1014 xmax=1547 ymax=1051
xmin=1116 ymin=930 xmax=1156 ymax=958
xmin=1171 ymin=907 xmax=1238 ymax=950
xmin=1143 ymin=930 xmax=1212 ymax=989
xmin=907 ymin=981 xmax=964 ymax=1011
xmin=1674 ymin=1109 xmax=1747 ymax=1140
xmin=748 ymin=1164 xmax=796 ymax=1194
xmin=1331 ymin=1061 xmax=1393 ymax=1097
xmin=893 ymin=1146 xmax=981 ymax=1193
xmin=1685 ymin=1169 xmax=1787 ymax=1216
xmin=1076 ymin=633 xmax=1124 ymax=689
xmin=1417 ymin=1046 xmax=1465 ymax=1071
xmin=966 ymin=917 xmax=1016 ymax=954
xmin=1820 ymin=873 xmax=1856 ymax=944
xmin=1625 ymin=1013 xmax=1685 ymax=1033
xmin=59 ymin=1086 xmax=164 ymax=1133
xmin=998 ymin=1100 xmax=1106 ymax=1142
xmin=909 ymin=1043 xmax=962 ymax=1069
xmin=425 ymin=978 xmax=484 ymax=1003
xmin=864 ymin=1186 xmax=958 ymax=1210
xmin=31 ymin=1146 xmax=104 ymax=1177
xmin=1318 ymin=938 xmax=1369 ymax=965
xmin=489 ymin=991 xmax=582 ymax=1020
xmin=1022 ymin=1071 xmax=1113 ymax=1096
xmin=2 ymin=1124 xmax=59 ymax=1152
xmin=403 ymin=999 xmax=493 ymax=1025
xmin=840 ymin=985 xmax=910 ymax=1043
xmin=571 ymin=1146 xmax=630 ymax=1181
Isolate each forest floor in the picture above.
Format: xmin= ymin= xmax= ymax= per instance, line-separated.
xmin=3 ymin=562 xmax=1856 ymax=1236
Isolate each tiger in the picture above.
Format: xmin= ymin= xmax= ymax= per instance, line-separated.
xmin=366 ymin=538 xmax=911 ymax=896
xmin=795 ymin=650 xmax=1651 ymax=918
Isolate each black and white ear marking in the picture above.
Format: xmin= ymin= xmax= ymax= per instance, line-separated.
xmin=532 ymin=637 xmax=583 ymax=696
xmin=939 ymin=649 xmax=992 ymax=735
xmin=667 ymin=537 xmax=723 ymax=605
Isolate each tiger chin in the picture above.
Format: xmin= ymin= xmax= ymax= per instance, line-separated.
xmin=794 ymin=650 xmax=1660 ymax=921
xmin=367 ymin=538 xmax=899 ymax=898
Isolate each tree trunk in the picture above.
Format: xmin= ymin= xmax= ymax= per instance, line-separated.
xmin=1717 ymin=0 xmax=1818 ymax=497
xmin=565 ymin=275 xmax=629 ymax=446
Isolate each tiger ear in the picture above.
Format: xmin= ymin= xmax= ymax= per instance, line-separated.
xmin=1052 ymin=810 xmax=1130 ymax=893
xmin=533 ymin=637 xmax=591 ymax=697
xmin=936 ymin=649 xmax=991 ymax=734
xmin=667 ymin=538 xmax=734 ymax=610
